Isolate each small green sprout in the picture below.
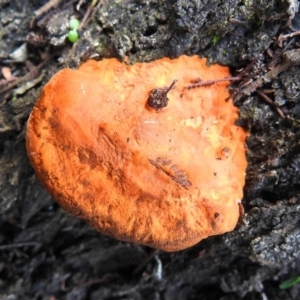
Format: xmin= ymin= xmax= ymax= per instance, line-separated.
xmin=212 ymin=35 xmax=220 ymax=45
xmin=279 ymin=276 xmax=300 ymax=289
xmin=68 ymin=18 xmax=80 ymax=43
xmin=69 ymin=18 xmax=80 ymax=31
xmin=68 ymin=30 xmax=79 ymax=43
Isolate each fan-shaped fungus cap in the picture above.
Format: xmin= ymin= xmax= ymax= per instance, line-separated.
xmin=26 ymin=55 xmax=247 ymax=252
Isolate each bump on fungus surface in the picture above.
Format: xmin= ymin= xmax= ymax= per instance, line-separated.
xmin=26 ymin=55 xmax=248 ymax=252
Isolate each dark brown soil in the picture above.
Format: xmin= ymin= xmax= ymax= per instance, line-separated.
xmin=1 ymin=1 xmax=300 ymax=299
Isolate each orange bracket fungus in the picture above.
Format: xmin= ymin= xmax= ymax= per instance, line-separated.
xmin=26 ymin=55 xmax=247 ymax=252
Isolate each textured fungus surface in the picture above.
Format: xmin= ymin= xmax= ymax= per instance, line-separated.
xmin=26 ymin=55 xmax=247 ymax=251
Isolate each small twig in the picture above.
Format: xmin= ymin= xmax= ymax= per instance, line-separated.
xmin=262 ymin=89 xmax=274 ymax=94
xmin=0 ymin=77 xmax=17 ymax=87
xmin=0 ymin=59 xmax=50 ymax=106
xmin=0 ymin=242 xmax=40 ymax=250
xmin=235 ymin=58 xmax=259 ymax=79
xmin=164 ymin=79 xmax=177 ymax=94
xmin=0 ymin=59 xmax=49 ymax=95
xmin=79 ymin=4 xmax=93 ymax=29
xmin=268 ymin=38 xmax=295 ymax=69
xmin=80 ymin=0 xmax=103 ymax=29
xmin=76 ymin=0 xmax=86 ymax=11
xmin=256 ymin=90 xmax=285 ymax=118
xmin=34 ymin=0 xmax=62 ymax=17
xmin=278 ymin=31 xmax=300 ymax=47
xmin=234 ymin=48 xmax=300 ymax=104
xmin=235 ymin=61 xmax=293 ymax=101
xmin=185 ymin=76 xmax=241 ymax=89
xmin=229 ymin=18 xmax=246 ymax=26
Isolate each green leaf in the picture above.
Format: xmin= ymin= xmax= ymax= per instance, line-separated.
xmin=68 ymin=30 xmax=79 ymax=43
xmin=279 ymin=276 xmax=300 ymax=289
xmin=69 ymin=18 xmax=80 ymax=30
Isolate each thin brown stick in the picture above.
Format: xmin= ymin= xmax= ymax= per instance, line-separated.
xmin=80 ymin=0 xmax=103 ymax=29
xmin=278 ymin=31 xmax=300 ymax=47
xmin=235 ymin=61 xmax=293 ymax=101
xmin=34 ymin=0 xmax=62 ymax=17
xmin=256 ymin=90 xmax=285 ymax=118
xmin=268 ymin=38 xmax=295 ymax=69
xmin=185 ymin=76 xmax=241 ymax=89
xmin=0 ymin=59 xmax=49 ymax=95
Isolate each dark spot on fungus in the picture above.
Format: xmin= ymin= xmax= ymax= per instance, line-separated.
xmin=147 ymin=80 xmax=177 ymax=110
xmin=148 ymin=159 xmax=191 ymax=189
xmin=155 ymin=157 xmax=172 ymax=166
xmin=221 ymin=147 xmax=230 ymax=159
xmin=78 ymin=146 xmax=98 ymax=169
xmin=155 ymin=157 xmax=164 ymax=163
xmin=170 ymin=164 xmax=178 ymax=171
xmin=161 ymin=159 xmax=172 ymax=166
xmin=48 ymin=116 xmax=60 ymax=131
